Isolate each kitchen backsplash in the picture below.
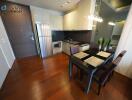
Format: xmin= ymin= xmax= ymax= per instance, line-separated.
xmin=52 ymin=30 xmax=92 ymax=43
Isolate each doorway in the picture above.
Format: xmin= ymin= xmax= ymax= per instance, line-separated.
xmin=1 ymin=2 xmax=37 ymax=58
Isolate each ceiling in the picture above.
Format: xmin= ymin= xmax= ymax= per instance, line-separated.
xmin=103 ymin=0 xmax=132 ymax=10
xmin=8 ymin=0 xmax=80 ymax=12
xmin=107 ymin=0 xmax=131 ymax=9
xmin=100 ymin=0 xmax=132 ymax=17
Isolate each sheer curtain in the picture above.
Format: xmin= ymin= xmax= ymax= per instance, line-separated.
xmin=115 ymin=4 xmax=132 ymax=79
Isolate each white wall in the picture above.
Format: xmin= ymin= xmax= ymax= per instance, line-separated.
xmin=0 ymin=16 xmax=15 ymax=88
xmin=115 ymin=5 xmax=132 ymax=79
xmin=30 ymin=6 xmax=63 ymax=30
xmin=64 ymin=0 xmax=96 ymax=30
xmin=0 ymin=16 xmax=15 ymax=68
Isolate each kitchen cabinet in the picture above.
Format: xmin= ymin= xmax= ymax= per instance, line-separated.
xmin=62 ymin=42 xmax=68 ymax=54
xmin=50 ymin=15 xmax=63 ymax=30
xmin=30 ymin=6 xmax=63 ymax=30
xmin=62 ymin=42 xmax=78 ymax=55
xmin=63 ymin=0 xmax=96 ymax=30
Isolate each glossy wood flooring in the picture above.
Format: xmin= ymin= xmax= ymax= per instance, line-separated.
xmin=0 ymin=53 xmax=132 ymax=100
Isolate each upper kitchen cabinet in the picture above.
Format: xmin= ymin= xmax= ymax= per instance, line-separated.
xmin=64 ymin=0 xmax=96 ymax=30
xmin=50 ymin=15 xmax=63 ymax=30
xmin=30 ymin=6 xmax=63 ymax=30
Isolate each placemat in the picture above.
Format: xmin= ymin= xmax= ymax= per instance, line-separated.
xmin=84 ymin=56 xmax=104 ymax=67
xmin=97 ymin=51 xmax=111 ymax=58
xmin=74 ymin=52 xmax=89 ymax=59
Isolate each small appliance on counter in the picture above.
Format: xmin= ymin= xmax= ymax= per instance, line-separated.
xmin=52 ymin=41 xmax=62 ymax=55
xmin=79 ymin=44 xmax=90 ymax=51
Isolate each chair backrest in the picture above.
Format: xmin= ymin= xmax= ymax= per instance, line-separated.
xmin=100 ymin=50 xmax=127 ymax=84
xmin=112 ymin=50 xmax=127 ymax=65
xmin=70 ymin=45 xmax=80 ymax=55
xmin=118 ymin=50 xmax=127 ymax=57
xmin=89 ymin=42 xmax=99 ymax=50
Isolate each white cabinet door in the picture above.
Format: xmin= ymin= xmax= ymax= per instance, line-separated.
xmin=66 ymin=43 xmax=71 ymax=55
xmin=62 ymin=42 xmax=67 ymax=54
xmin=0 ymin=48 xmax=10 ymax=88
xmin=62 ymin=42 xmax=70 ymax=55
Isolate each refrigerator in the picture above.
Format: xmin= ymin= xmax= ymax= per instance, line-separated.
xmin=36 ymin=23 xmax=53 ymax=58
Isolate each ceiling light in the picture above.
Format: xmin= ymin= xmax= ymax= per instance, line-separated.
xmin=108 ymin=22 xmax=116 ymax=26
xmin=60 ymin=1 xmax=71 ymax=8
xmin=67 ymin=1 xmax=71 ymax=3
xmin=88 ymin=15 xmax=103 ymax=23
xmin=60 ymin=5 xmax=64 ymax=7
xmin=64 ymin=2 xmax=68 ymax=5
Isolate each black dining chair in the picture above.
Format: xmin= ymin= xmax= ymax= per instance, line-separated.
xmin=101 ymin=50 xmax=126 ymax=71
xmin=70 ymin=45 xmax=80 ymax=55
xmin=93 ymin=50 xmax=126 ymax=95
xmin=70 ymin=45 xmax=80 ymax=77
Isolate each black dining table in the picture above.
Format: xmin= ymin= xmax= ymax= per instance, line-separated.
xmin=68 ymin=49 xmax=114 ymax=94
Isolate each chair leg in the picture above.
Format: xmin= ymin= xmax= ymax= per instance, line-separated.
xmin=75 ymin=67 xmax=79 ymax=78
xmin=97 ymin=84 xmax=101 ymax=95
xmin=107 ymin=71 xmax=114 ymax=82
xmin=79 ymin=70 xmax=84 ymax=81
xmin=111 ymin=71 xmax=114 ymax=76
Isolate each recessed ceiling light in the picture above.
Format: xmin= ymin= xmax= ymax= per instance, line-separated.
xmin=108 ymin=22 xmax=116 ymax=26
xmin=67 ymin=1 xmax=71 ymax=3
xmin=64 ymin=2 xmax=68 ymax=5
xmin=60 ymin=1 xmax=71 ymax=7
xmin=60 ymin=5 xmax=64 ymax=7
xmin=88 ymin=15 xmax=103 ymax=23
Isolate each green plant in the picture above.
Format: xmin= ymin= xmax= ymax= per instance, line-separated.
xmin=105 ymin=39 xmax=111 ymax=48
xmin=98 ymin=37 xmax=105 ymax=47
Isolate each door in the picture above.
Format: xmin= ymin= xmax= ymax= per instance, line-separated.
xmin=0 ymin=48 xmax=10 ymax=88
xmin=1 ymin=2 xmax=37 ymax=58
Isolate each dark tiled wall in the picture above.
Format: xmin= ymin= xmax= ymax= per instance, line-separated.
xmin=52 ymin=31 xmax=65 ymax=41
xmin=52 ymin=30 xmax=92 ymax=43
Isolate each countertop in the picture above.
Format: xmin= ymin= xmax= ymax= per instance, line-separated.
xmin=63 ymin=40 xmax=89 ymax=46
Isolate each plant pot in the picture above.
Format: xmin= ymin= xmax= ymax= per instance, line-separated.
xmin=104 ymin=46 xmax=107 ymax=51
xmin=99 ymin=45 xmax=102 ymax=51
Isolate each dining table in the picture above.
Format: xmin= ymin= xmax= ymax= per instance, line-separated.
xmin=68 ymin=49 xmax=114 ymax=94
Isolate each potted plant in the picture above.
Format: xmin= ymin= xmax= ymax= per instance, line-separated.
xmin=104 ymin=39 xmax=111 ymax=51
xmin=98 ymin=37 xmax=105 ymax=51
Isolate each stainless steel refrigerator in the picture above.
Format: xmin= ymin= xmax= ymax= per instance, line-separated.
xmin=36 ymin=23 xmax=52 ymax=58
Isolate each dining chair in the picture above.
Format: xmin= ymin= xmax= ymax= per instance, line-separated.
xmin=93 ymin=50 xmax=126 ymax=95
xmin=70 ymin=45 xmax=80 ymax=55
xmin=89 ymin=42 xmax=99 ymax=50
xmin=70 ymin=45 xmax=80 ymax=77
xmin=102 ymin=50 xmax=126 ymax=70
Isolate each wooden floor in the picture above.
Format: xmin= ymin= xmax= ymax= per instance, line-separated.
xmin=0 ymin=53 xmax=132 ymax=100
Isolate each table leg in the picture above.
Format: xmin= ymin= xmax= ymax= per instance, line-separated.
xmin=68 ymin=59 xmax=73 ymax=80
xmin=80 ymin=69 xmax=84 ymax=81
xmin=85 ymin=72 xmax=94 ymax=94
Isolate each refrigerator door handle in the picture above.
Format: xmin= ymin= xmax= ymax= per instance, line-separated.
xmin=30 ymin=36 xmax=34 ymax=41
